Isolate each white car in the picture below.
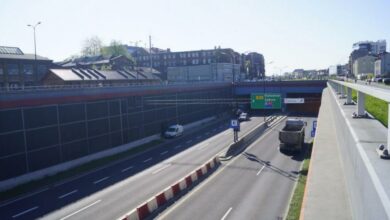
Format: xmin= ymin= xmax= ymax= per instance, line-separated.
xmin=164 ymin=124 xmax=184 ymax=138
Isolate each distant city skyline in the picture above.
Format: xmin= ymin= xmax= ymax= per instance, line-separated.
xmin=1 ymin=0 xmax=389 ymax=75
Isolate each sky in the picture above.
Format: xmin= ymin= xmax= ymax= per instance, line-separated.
xmin=1 ymin=0 xmax=389 ymax=75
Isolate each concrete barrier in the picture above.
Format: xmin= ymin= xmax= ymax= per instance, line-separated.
xmin=328 ymin=83 xmax=390 ymax=219
xmin=118 ymin=156 xmax=220 ymax=220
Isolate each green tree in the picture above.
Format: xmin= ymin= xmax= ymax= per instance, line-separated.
xmin=81 ymin=36 xmax=102 ymax=56
xmin=101 ymin=40 xmax=135 ymax=64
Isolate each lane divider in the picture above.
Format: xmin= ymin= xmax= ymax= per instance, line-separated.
xmin=118 ymin=157 xmax=220 ymax=220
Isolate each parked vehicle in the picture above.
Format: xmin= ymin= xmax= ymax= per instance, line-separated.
xmin=383 ymin=78 xmax=390 ymax=85
xmin=164 ymin=124 xmax=184 ymax=138
xmin=238 ymin=112 xmax=249 ymax=121
xmin=279 ymin=119 xmax=306 ymax=152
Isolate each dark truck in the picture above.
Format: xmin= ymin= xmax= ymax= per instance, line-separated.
xmin=279 ymin=119 xmax=306 ymax=152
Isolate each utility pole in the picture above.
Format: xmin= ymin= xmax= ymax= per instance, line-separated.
xmin=149 ymin=35 xmax=152 ymax=69
xmin=27 ymin=21 xmax=41 ymax=85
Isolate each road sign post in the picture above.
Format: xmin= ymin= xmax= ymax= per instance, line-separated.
xmin=230 ymin=119 xmax=240 ymax=142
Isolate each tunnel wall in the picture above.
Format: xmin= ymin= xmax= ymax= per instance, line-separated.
xmin=0 ymin=86 xmax=231 ymax=181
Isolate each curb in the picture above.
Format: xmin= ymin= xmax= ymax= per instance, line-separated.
xmin=118 ymin=157 xmax=220 ymax=220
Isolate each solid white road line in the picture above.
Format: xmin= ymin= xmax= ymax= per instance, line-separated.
xmin=256 ymin=165 xmax=266 ymax=176
xmin=0 ymin=187 xmax=48 ymax=208
xmin=58 ymin=190 xmax=78 ymax=199
xmin=143 ymin=158 xmax=153 ymax=163
xmin=156 ymin=118 xmax=286 ymax=219
xmin=152 ymin=164 xmax=172 ymax=174
xmin=93 ymin=176 xmax=110 ymax=184
xmin=59 ymin=200 xmax=101 ymax=220
xmin=121 ymin=166 xmax=134 ymax=172
xmin=160 ymin=151 xmax=169 ymax=155
xmin=221 ymin=207 xmax=233 ymax=220
xmin=12 ymin=206 xmax=39 ymax=218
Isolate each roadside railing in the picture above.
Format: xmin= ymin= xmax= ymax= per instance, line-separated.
xmin=329 ymin=79 xmax=390 ymax=159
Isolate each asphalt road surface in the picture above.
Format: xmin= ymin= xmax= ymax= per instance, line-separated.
xmin=157 ymin=116 xmax=315 ymax=220
xmin=0 ymin=115 xmax=269 ymax=220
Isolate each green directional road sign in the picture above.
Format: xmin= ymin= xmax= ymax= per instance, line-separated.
xmin=251 ymin=93 xmax=281 ymax=109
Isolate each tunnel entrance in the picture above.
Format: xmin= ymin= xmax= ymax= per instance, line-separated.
xmin=285 ymin=93 xmax=322 ymax=115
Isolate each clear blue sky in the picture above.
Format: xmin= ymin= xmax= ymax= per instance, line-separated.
xmin=1 ymin=0 xmax=389 ymax=75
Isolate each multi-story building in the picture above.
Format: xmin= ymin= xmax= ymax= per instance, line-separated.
xmin=353 ymin=40 xmax=386 ymax=55
xmin=131 ymin=46 xmax=243 ymax=80
xmin=167 ymin=63 xmax=240 ymax=82
xmin=242 ymin=52 xmax=265 ymax=79
xmin=353 ymin=55 xmax=376 ymax=77
xmin=0 ymin=46 xmax=53 ymax=89
xmin=374 ymin=52 xmax=390 ymax=76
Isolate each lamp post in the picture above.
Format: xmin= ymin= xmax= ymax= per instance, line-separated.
xmin=27 ymin=21 xmax=41 ymax=83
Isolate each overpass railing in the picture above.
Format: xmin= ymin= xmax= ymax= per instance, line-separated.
xmin=329 ymin=80 xmax=390 ymax=159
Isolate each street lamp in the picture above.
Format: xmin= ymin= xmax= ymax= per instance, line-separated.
xmin=27 ymin=21 xmax=41 ymax=83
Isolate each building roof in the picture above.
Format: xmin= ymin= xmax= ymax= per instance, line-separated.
xmin=49 ymin=68 xmax=161 ymax=82
xmin=0 ymin=46 xmax=51 ymax=61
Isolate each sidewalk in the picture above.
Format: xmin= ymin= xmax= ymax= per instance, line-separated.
xmin=300 ymin=88 xmax=352 ymax=220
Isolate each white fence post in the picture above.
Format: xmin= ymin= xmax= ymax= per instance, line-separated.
xmin=346 ymin=87 xmax=352 ymax=104
xmin=357 ymin=91 xmax=365 ymax=116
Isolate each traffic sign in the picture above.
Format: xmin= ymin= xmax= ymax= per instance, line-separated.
xmin=251 ymin=93 xmax=281 ymax=109
xmin=230 ymin=119 xmax=240 ymax=131
xmin=284 ymin=98 xmax=305 ymax=104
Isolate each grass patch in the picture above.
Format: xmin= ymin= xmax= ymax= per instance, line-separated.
xmin=286 ymin=143 xmax=312 ymax=220
xmin=0 ymin=139 xmax=163 ymax=202
xmin=351 ymin=90 xmax=388 ymax=127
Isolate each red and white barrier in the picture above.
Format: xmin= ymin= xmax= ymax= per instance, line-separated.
xmin=119 ymin=156 xmax=220 ymax=220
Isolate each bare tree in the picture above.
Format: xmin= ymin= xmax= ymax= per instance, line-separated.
xmin=81 ymin=36 xmax=102 ymax=56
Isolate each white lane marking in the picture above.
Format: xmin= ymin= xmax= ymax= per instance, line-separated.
xmin=221 ymin=207 xmax=233 ymax=220
xmin=58 ymin=190 xmax=78 ymax=199
xmin=174 ymin=145 xmax=183 ymax=149
xmin=156 ymin=118 xmax=286 ymax=219
xmin=143 ymin=157 xmax=153 ymax=163
xmin=198 ymin=142 xmax=210 ymax=150
xmin=160 ymin=150 xmax=169 ymax=155
xmin=121 ymin=166 xmax=134 ymax=172
xmin=12 ymin=206 xmax=39 ymax=218
xmin=152 ymin=164 xmax=172 ymax=174
xmin=0 ymin=187 xmax=48 ymax=208
xmin=256 ymin=165 xmax=266 ymax=176
xmin=60 ymin=200 xmax=101 ymax=220
xmin=93 ymin=176 xmax=110 ymax=184
xmin=186 ymin=140 xmax=192 ymax=144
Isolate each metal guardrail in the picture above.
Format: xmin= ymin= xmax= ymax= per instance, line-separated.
xmin=0 ymin=81 xmax=231 ymax=94
xmin=329 ymin=79 xmax=390 ymax=159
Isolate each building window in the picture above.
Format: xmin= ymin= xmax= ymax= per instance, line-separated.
xmin=7 ymin=64 xmax=19 ymax=75
xmin=38 ymin=65 xmax=47 ymax=76
xmin=203 ymin=59 xmax=206 ymax=64
xmin=23 ymin=64 xmax=34 ymax=75
xmin=188 ymin=53 xmax=191 ymax=58
xmin=208 ymin=59 xmax=211 ymax=63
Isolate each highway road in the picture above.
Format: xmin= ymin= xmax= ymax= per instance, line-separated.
xmin=157 ymin=117 xmax=315 ymax=220
xmin=0 ymin=115 xmax=269 ymax=220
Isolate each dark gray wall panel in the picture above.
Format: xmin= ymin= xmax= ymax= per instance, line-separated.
xmin=28 ymin=146 xmax=61 ymax=171
xmin=110 ymin=117 xmax=121 ymax=132
xmin=87 ymin=102 xmax=108 ymax=120
xmin=24 ymin=106 xmax=57 ymax=129
xmin=89 ymin=135 xmax=110 ymax=153
xmin=0 ymin=131 xmax=25 ymax=157
xmin=110 ymin=131 xmax=122 ymax=147
xmin=0 ymin=154 xmax=27 ymax=180
xmin=0 ymin=109 xmax=23 ymax=133
xmin=60 ymin=122 xmax=87 ymax=143
xmin=59 ymin=103 xmax=85 ymax=124
xmin=109 ymin=101 xmax=120 ymax=116
xmin=62 ymin=140 xmax=89 ymax=161
xmin=26 ymin=126 xmax=59 ymax=151
xmin=88 ymin=119 xmax=109 ymax=137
